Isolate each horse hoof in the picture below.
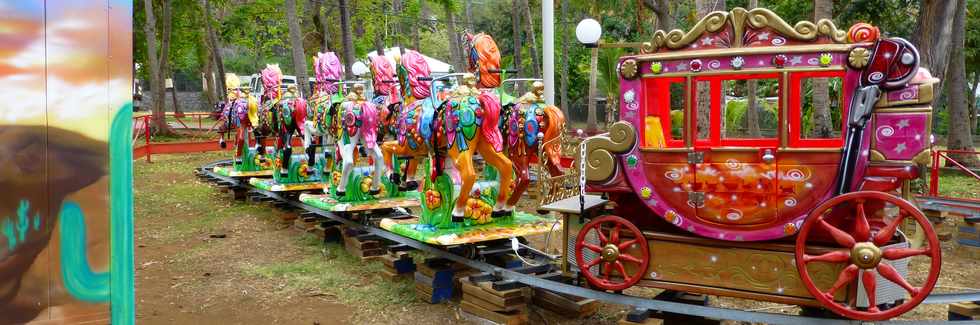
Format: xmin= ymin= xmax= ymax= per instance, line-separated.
xmin=389 ymin=173 xmax=401 ymax=184
xmin=369 ymin=188 xmax=381 ymax=195
xmin=451 ymin=215 xmax=465 ymax=223
xmin=491 ymin=210 xmax=512 ymax=218
xmin=335 ymin=190 xmax=346 ymax=198
xmin=398 ymin=181 xmax=418 ymax=191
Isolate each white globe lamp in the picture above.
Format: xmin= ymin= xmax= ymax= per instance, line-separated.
xmin=576 ymin=18 xmax=602 ymax=48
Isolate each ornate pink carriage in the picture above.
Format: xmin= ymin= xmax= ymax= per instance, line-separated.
xmin=570 ymin=8 xmax=940 ymax=321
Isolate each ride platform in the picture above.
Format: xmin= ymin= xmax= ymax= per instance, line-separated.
xmin=212 ymin=165 xmax=273 ymax=178
xmin=299 ymin=191 xmax=421 ymax=212
xmin=249 ymin=178 xmax=326 ymax=192
xmin=379 ymin=212 xmax=559 ymax=246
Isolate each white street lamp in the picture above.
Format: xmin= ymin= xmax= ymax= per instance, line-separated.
xmin=576 ymin=18 xmax=602 ymax=48
xmin=351 ymin=61 xmax=369 ymax=76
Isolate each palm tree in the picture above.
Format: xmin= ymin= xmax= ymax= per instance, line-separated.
xmin=286 ymin=0 xmax=310 ymax=96
xmin=694 ymin=0 xmax=725 ymax=138
xmin=745 ymin=0 xmax=760 ymax=137
xmin=437 ymin=0 xmax=465 ymax=71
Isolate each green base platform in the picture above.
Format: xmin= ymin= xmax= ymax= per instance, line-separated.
xmin=299 ymin=191 xmax=420 ymax=212
xmin=249 ymin=178 xmax=326 ymax=192
xmin=379 ymin=212 xmax=559 ymax=246
xmin=213 ymin=165 xmax=273 ymax=177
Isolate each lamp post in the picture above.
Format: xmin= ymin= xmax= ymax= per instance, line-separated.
xmin=577 ymin=18 xmax=602 ymax=133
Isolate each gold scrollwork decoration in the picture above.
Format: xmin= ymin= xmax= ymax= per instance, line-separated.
xmin=582 ymin=122 xmax=636 ymax=183
xmin=647 ymin=8 xmax=850 ymax=52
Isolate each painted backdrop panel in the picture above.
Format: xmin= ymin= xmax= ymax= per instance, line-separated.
xmin=0 ymin=1 xmax=133 ymax=324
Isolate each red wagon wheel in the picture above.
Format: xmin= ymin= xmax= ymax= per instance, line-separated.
xmin=795 ymin=191 xmax=941 ymax=321
xmin=575 ymin=215 xmax=650 ymax=291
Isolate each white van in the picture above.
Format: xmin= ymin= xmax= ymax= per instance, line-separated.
xmin=248 ymin=73 xmax=297 ymax=98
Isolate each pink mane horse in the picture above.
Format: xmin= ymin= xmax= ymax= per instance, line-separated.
xmin=314 ymin=52 xmax=343 ymax=95
xmin=261 ymin=64 xmax=282 ymax=102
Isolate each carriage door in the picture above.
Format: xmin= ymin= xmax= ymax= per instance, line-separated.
xmin=691 ymin=75 xmax=780 ymax=228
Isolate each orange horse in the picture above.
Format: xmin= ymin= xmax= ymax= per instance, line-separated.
xmin=380 ymin=50 xmax=432 ymax=191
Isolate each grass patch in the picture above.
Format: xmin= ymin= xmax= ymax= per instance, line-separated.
xmin=935 ymin=173 xmax=980 ymax=199
xmin=248 ymin=234 xmax=418 ymax=310
xmin=135 ymin=152 xmax=276 ymax=241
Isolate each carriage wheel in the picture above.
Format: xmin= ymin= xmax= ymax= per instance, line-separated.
xmin=575 ymin=215 xmax=650 ymax=291
xmin=795 ymin=191 xmax=941 ymax=321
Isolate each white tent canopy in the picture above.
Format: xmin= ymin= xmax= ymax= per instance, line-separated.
xmin=365 ymin=47 xmax=454 ymax=74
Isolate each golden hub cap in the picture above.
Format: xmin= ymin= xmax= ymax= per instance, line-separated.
xmin=601 ymin=244 xmax=620 ymax=262
xmin=851 ymin=242 xmax=882 ymax=269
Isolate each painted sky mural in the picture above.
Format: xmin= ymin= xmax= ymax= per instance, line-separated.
xmin=0 ymin=1 xmax=133 ymax=324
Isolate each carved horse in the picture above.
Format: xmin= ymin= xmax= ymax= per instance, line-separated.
xmin=336 ymin=83 xmax=384 ymax=196
xmin=422 ymin=34 xmax=514 ymax=221
xmin=380 ymin=50 xmax=434 ymax=191
xmin=262 ymin=64 xmax=311 ymax=178
xmin=217 ymin=73 xmax=261 ymax=164
xmin=306 ymin=52 xmax=344 ymax=168
xmin=498 ymin=79 xmax=565 ymax=209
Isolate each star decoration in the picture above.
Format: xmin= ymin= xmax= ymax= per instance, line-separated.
xmin=789 ymin=56 xmax=803 ymax=65
xmin=701 ymin=37 xmax=714 ymax=45
xmin=896 ymin=119 xmax=910 ymax=129
xmin=895 ymin=142 xmax=907 ymax=153
xmin=758 ymin=32 xmax=770 ymax=40
xmin=676 ymin=63 xmax=688 ymax=71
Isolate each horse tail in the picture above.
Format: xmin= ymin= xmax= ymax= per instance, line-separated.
xmin=478 ymin=92 xmax=503 ymax=152
xmin=542 ymin=104 xmax=565 ymax=175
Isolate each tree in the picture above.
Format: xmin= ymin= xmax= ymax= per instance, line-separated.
xmin=512 ymin=0 xmax=522 ymax=82
xmin=142 ymin=0 xmax=175 ymax=134
xmin=338 ymin=0 xmax=356 ymax=79
xmin=521 ymin=0 xmax=541 ymax=78
xmin=202 ymin=0 xmax=227 ymax=101
xmin=694 ymin=0 xmax=725 ymax=139
xmin=912 ymin=0 xmax=957 ymax=102
xmin=745 ymin=0 xmax=760 ymax=137
xmin=438 ymin=0 xmax=465 ymax=71
xmin=558 ymin=0 xmax=570 ymax=117
xmin=810 ymin=0 xmax=833 ymax=138
xmin=286 ymin=0 xmax=310 ymax=97
xmin=642 ymin=0 xmax=673 ymax=31
xmin=946 ymin=0 xmax=978 ymax=166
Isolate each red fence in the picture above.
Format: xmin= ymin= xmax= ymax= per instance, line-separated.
xmin=928 ymin=149 xmax=980 ymax=198
xmin=133 ymin=114 xmax=300 ymax=162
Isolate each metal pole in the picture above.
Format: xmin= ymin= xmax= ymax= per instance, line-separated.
xmin=542 ymin=0 xmax=555 ymax=105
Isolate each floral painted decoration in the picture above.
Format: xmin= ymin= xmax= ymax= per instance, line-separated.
xmin=424 ymin=190 xmax=442 ymax=209
xmin=819 ymin=53 xmax=833 ymax=67
xmin=651 ymin=61 xmax=663 ymax=74
xmin=731 ymin=56 xmax=744 ymax=70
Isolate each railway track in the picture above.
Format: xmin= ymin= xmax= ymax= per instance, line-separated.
xmin=196 ymin=159 xmax=980 ymax=325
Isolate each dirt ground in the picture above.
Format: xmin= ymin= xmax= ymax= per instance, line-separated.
xmin=134 ymin=152 xmax=979 ymax=324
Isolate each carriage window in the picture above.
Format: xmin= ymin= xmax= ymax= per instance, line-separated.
xmin=668 ymin=82 xmax=685 ymax=140
xmin=799 ymin=77 xmax=844 ymax=139
xmin=720 ymin=79 xmax=780 ymax=140
xmin=695 ymin=80 xmax=712 ymax=140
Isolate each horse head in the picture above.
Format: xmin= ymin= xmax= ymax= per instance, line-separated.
xmin=467 ymin=33 xmax=501 ymax=89
xmin=371 ymin=55 xmax=399 ymax=98
xmin=398 ymin=50 xmax=432 ymax=101
xmin=314 ymin=52 xmax=342 ymax=95
xmin=261 ymin=64 xmax=282 ymax=102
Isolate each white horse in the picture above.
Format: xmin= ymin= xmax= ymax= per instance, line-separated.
xmin=336 ymin=83 xmax=384 ymax=197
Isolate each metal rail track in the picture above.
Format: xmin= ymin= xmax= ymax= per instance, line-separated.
xmin=196 ymin=159 xmax=980 ymax=325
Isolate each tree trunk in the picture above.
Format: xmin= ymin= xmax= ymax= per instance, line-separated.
xmin=202 ymin=52 xmax=217 ymax=109
xmin=393 ymin=0 xmax=404 ymax=54
xmin=412 ymin=11 xmax=421 ymax=51
xmin=143 ymin=0 xmax=174 ymax=134
xmin=512 ymin=0 xmax=522 ymax=82
xmin=558 ymin=0 xmax=570 ymax=117
xmin=912 ymin=0 xmax=957 ymax=105
xmin=286 ymin=0 xmax=310 ymax=97
xmin=521 ymin=0 xmax=540 ymax=78
xmin=170 ymin=73 xmax=182 ymax=114
xmin=203 ymin=0 xmax=227 ymax=102
xmin=695 ymin=0 xmax=724 ymax=139
xmin=464 ymin=0 xmax=474 ymax=32
xmin=443 ymin=1 xmax=464 ymax=71
xmin=338 ymin=0 xmax=356 ymax=79
xmin=375 ymin=26 xmax=387 ymax=59
xmin=642 ymin=0 xmax=673 ymax=31
xmin=946 ymin=0 xmax=977 ymax=166
xmin=743 ymin=0 xmax=759 ymax=137
xmin=586 ymin=47 xmax=599 ymax=132
xmin=810 ymin=0 xmax=833 ymax=138
xmin=969 ymin=72 xmax=979 ymax=134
